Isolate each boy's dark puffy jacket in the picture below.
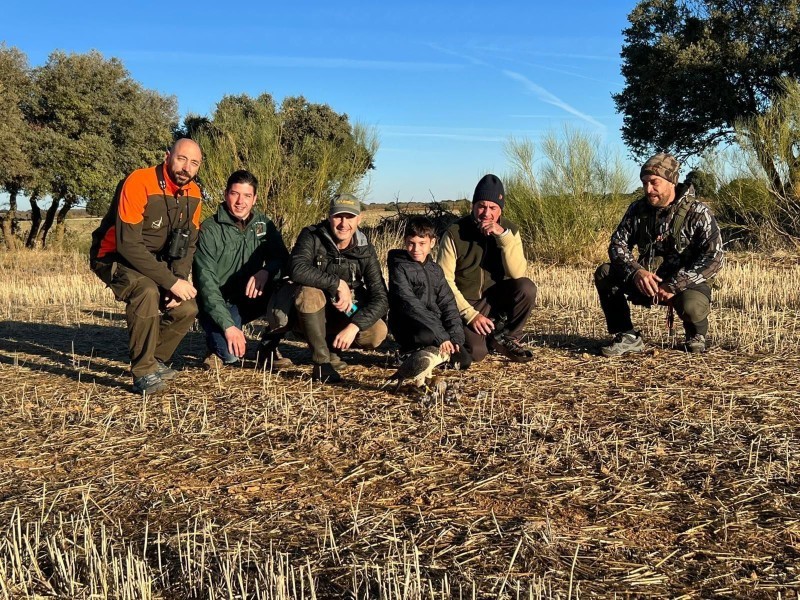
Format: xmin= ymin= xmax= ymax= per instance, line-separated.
xmin=387 ymin=249 xmax=465 ymax=347
xmin=289 ymin=221 xmax=388 ymax=331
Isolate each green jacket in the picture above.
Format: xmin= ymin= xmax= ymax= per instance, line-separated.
xmin=193 ymin=204 xmax=289 ymax=331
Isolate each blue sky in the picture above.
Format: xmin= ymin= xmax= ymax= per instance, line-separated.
xmin=3 ymin=1 xmax=638 ymax=204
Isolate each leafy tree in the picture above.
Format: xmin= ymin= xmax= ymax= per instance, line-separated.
xmin=194 ymin=93 xmax=377 ymax=241
xmin=24 ymin=50 xmax=177 ymax=247
xmin=614 ymin=0 xmax=800 ymax=165
xmin=0 ymin=45 xmax=35 ymax=249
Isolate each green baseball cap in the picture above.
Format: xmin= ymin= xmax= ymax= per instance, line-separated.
xmin=329 ymin=193 xmax=361 ymax=216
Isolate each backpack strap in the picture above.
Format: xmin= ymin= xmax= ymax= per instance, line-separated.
xmin=671 ymin=196 xmax=698 ymax=254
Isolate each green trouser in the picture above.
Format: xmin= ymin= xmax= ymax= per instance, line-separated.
xmin=294 ymin=286 xmax=387 ymax=363
xmin=594 ymin=263 xmax=712 ymax=336
xmin=93 ymin=261 xmax=198 ymax=378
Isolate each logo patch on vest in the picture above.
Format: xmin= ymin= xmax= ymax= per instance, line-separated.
xmin=151 ymin=217 xmax=163 ymax=230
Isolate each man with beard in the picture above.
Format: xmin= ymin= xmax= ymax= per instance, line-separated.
xmin=437 ymin=174 xmax=537 ymax=364
xmin=289 ymin=194 xmax=388 ymax=383
xmin=595 ymin=153 xmax=724 ymax=356
xmin=90 ymin=138 xmax=203 ymax=394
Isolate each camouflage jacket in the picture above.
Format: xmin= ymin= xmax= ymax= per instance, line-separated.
xmin=609 ymin=183 xmax=724 ymax=293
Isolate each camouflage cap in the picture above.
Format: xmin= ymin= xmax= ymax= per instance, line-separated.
xmin=329 ymin=193 xmax=361 ymax=216
xmin=640 ymin=153 xmax=680 ymax=185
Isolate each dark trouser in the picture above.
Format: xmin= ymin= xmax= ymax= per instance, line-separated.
xmin=93 ymin=261 xmax=198 ymax=378
xmin=464 ymin=277 xmax=537 ymax=363
xmin=294 ymin=286 xmax=387 ymax=364
xmin=389 ymin=315 xmax=472 ymax=370
xmin=198 ymin=296 xmax=269 ymax=363
xmin=594 ymin=263 xmax=712 ymax=337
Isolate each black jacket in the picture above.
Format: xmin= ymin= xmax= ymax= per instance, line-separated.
xmin=290 ymin=221 xmax=388 ymax=330
xmin=387 ymin=249 xmax=465 ymax=347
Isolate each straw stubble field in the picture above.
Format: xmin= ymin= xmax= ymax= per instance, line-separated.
xmin=0 ymin=250 xmax=799 ymax=598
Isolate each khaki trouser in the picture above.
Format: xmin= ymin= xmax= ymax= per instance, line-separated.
xmin=294 ymin=286 xmax=387 ymax=363
xmin=94 ymin=261 xmax=197 ymax=378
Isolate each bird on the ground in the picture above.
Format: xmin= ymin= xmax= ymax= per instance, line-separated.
xmin=382 ymin=346 xmax=449 ymax=391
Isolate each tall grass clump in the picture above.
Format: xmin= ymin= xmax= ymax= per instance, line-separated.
xmin=503 ymin=128 xmax=633 ymax=265
xmin=725 ymin=78 xmax=800 ymax=248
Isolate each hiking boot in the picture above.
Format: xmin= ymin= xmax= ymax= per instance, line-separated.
xmin=328 ymin=351 xmax=347 ymax=370
xmin=203 ymin=353 xmax=238 ymax=371
xmin=256 ymin=341 xmax=293 ymax=370
xmin=311 ymin=363 xmax=342 ymax=384
xmin=493 ymin=336 xmax=534 ymax=363
xmin=155 ymin=360 xmax=178 ymax=380
xmin=132 ymin=372 xmax=167 ymax=395
xmin=684 ymin=334 xmax=706 ymax=354
xmin=601 ymin=332 xmax=644 ymax=357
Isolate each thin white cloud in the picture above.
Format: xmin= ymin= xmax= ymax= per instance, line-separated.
xmin=381 ymin=124 xmax=543 ymax=143
xmin=124 ymin=51 xmax=461 ymax=72
xmin=502 ymin=70 xmax=606 ymax=131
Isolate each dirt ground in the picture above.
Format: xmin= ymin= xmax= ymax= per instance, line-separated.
xmin=0 ymin=307 xmax=798 ymax=598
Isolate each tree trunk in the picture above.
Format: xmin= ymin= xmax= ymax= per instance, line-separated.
xmin=1 ymin=186 xmax=20 ymax=250
xmin=52 ymin=198 xmax=75 ymax=248
xmin=26 ymin=195 xmax=42 ymax=249
xmin=36 ymin=197 xmax=61 ymax=249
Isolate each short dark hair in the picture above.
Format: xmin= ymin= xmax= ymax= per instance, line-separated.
xmin=404 ymin=216 xmax=436 ymax=239
xmin=225 ymin=170 xmax=258 ymax=194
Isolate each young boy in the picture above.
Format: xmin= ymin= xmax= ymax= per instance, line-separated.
xmin=388 ymin=216 xmax=472 ymax=369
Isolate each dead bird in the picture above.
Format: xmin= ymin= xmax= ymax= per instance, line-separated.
xmin=382 ymin=346 xmax=449 ymax=391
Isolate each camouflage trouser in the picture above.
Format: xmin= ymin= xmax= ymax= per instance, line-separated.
xmin=93 ymin=261 xmax=197 ymax=378
xmin=293 ymin=285 xmax=387 ymax=363
xmin=594 ymin=263 xmax=711 ymax=336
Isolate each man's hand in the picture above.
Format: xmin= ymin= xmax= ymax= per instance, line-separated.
xmin=469 ymin=313 xmax=495 ymax=336
xmin=655 ymin=285 xmax=675 ymax=304
xmin=440 ymin=340 xmax=458 ymax=355
xmin=170 ymin=278 xmax=197 ymax=301
xmin=332 ymin=279 xmax=352 ymax=313
xmin=224 ymin=326 xmax=247 ymax=358
xmin=245 ymin=269 xmax=270 ymax=299
xmin=332 ymin=323 xmax=360 ymax=350
xmin=633 ymin=269 xmax=662 ymax=297
xmin=478 ymin=220 xmax=505 ymax=237
xmin=162 ymin=291 xmax=181 ymax=309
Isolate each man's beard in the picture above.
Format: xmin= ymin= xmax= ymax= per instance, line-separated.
xmin=167 ymin=164 xmax=192 ymax=186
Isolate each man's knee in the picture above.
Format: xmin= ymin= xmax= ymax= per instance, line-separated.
xmin=170 ymin=298 xmax=198 ymax=321
xmin=295 ymin=286 xmax=327 ymax=313
xmin=126 ymin=277 xmax=161 ymax=317
xmin=514 ymin=277 xmax=537 ymax=303
xmin=357 ymin=319 xmax=388 ymax=349
xmin=594 ymin=263 xmax=613 ymax=290
xmin=675 ymin=289 xmax=711 ymax=323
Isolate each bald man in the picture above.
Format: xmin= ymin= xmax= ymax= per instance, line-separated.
xmin=90 ymin=139 xmax=204 ymax=394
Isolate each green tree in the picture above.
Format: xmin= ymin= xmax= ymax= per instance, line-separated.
xmin=614 ymin=0 xmax=800 ymax=167
xmin=194 ymin=93 xmax=377 ymax=241
xmin=0 ymin=45 xmax=36 ymax=249
xmin=25 ymin=50 xmax=177 ymax=248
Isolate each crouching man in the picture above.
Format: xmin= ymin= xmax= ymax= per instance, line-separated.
xmin=193 ymin=170 xmax=291 ymax=370
xmin=289 ymin=194 xmax=388 ymax=383
xmin=89 ymin=139 xmax=203 ymax=395
xmin=595 ymin=153 xmax=724 ymax=356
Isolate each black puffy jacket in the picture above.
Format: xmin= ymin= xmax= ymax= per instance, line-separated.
xmin=289 ymin=221 xmax=388 ymax=330
xmin=387 ymin=249 xmax=465 ymax=347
